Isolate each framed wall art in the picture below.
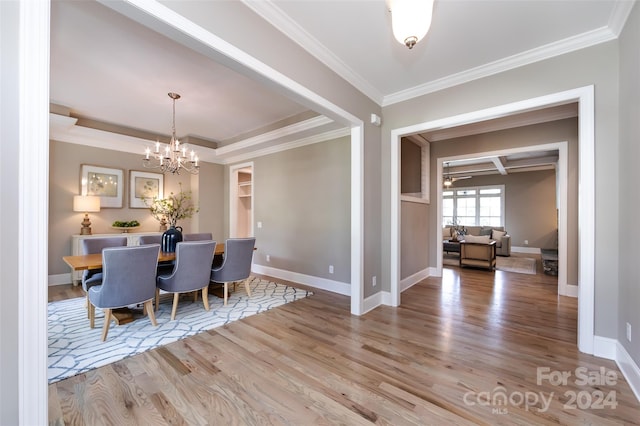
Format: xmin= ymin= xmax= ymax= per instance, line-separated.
xmin=80 ymin=164 xmax=124 ymax=208
xmin=129 ymin=170 xmax=164 ymax=208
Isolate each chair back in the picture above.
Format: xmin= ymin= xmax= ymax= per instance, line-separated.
xmin=139 ymin=235 xmax=162 ymax=245
xmin=89 ymin=244 xmax=160 ymax=308
xmin=81 ymin=237 xmax=127 ymax=285
xmin=211 ymin=238 xmax=255 ymax=283
xmin=183 ymin=233 xmax=213 ymax=241
xmin=81 ymin=237 xmax=127 ymax=255
xmin=157 ymin=241 xmax=216 ymax=292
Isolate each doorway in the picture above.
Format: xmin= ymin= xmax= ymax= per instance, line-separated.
xmin=389 ymin=86 xmax=595 ymax=355
xmin=229 ymin=162 xmax=254 ymax=238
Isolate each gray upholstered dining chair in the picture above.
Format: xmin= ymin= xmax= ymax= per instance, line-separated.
xmin=183 ymin=233 xmax=213 ymax=241
xmin=81 ymin=237 xmax=127 ymax=320
xmin=155 ymin=240 xmax=216 ymax=320
xmin=139 ymin=235 xmax=162 ymax=245
xmin=210 ymin=237 xmax=256 ymax=305
xmin=88 ymin=244 xmax=160 ymax=341
xmin=139 ymin=234 xmax=173 ymax=275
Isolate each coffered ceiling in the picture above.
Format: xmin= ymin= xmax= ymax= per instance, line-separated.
xmin=49 ymin=0 xmax=634 ymax=163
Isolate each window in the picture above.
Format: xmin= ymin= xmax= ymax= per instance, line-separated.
xmin=443 ymin=185 xmax=505 ymax=227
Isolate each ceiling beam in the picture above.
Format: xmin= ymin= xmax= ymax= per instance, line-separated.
xmin=491 ymin=156 xmax=508 ymax=175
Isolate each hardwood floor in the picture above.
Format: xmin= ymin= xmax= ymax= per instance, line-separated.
xmin=48 ymin=265 xmax=639 ymax=425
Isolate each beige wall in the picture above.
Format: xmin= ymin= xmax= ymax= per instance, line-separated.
xmin=401 ymin=138 xmax=422 ymax=194
xmin=401 ymin=201 xmax=429 ymax=279
xmin=618 ymin=3 xmax=640 ymax=366
xmin=452 ymin=170 xmax=558 ymax=249
xmin=48 ymin=140 xmax=225 ymax=276
xmin=382 ymin=41 xmax=619 ymax=338
xmin=431 ymin=118 xmax=579 ymax=284
xmin=249 ymin=136 xmax=351 ymax=283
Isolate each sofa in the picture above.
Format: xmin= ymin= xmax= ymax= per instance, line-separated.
xmin=443 ymin=225 xmax=511 ymax=256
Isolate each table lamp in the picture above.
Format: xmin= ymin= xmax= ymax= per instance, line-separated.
xmin=73 ymin=195 xmax=100 ymax=235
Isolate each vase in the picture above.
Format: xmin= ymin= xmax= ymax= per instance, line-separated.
xmin=161 ymin=225 xmax=183 ymax=252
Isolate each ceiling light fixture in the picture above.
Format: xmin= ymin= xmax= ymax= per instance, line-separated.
xmin=387 ymin=0 xmax=435 ymax=49
xmin=143 ymin=92 xmax=199 ymax=175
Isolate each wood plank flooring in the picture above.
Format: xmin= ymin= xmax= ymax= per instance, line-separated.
xmin=48 ymin=261 xmax=639 ymax=425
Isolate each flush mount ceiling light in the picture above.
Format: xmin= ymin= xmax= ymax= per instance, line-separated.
xmin=387 ymin=0 xmax=435 ymax=49
xmin=143 ymin=92 xmax=199 ymax=175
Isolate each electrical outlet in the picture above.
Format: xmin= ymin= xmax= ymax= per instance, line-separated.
xmin=627 ymin=323 xmax=632 ymax=342
xmin=524 ymin=240 xmax=529 ymax=245
xmin=266 ymin=254 xmax=270 ymax=262
xmin=372 ymin=276 xmax=377 ymax=287
xmin=329 ymin=265 xmax=334 ymax=274
xmin=257 ymin=221 xmax=262 ymax=228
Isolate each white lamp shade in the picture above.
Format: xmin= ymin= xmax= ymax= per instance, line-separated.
xmin=73 ymin=195 xmax=100 ymax=212
xmin=390 ymin=0 xmax=434 ymax=47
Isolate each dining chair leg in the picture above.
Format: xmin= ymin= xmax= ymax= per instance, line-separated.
xmin=85 ymin=294 xmax=90 ymax=318
xmin=243 ymin=278 xmax=252 ymax=297
xmin=223 ymin=282 xmax=228 ymax=306
xmin=171 ymin=293 xmax=180 ymax=320
xmin=145 ymin=300 xmax=158 ymax=326
xmin=155 ymin=288 xmax=160 ymax=312
xmin=201 ymin=287 xmax=210 ymax=311
xmin=101 ymin=308 xmax=112 ymax=341
xmin=89 ymin=302 xmax=95 ymax=329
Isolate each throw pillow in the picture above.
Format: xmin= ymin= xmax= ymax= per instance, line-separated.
xmin=479 ymin=227 xmax=492 ymax=236
xmin=492 ymin=229 xmax=506 ymax=240
xmin=443 ymin=227 xmax=452 ymax=238
xmin=464 ymin=234 xmax=491 ymax=244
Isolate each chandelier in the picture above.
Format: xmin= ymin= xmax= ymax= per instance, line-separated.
xmin=143 ymin=92 xmax=199 ymax=175
xmin=388 ymin=0 xmax=435 ymax=49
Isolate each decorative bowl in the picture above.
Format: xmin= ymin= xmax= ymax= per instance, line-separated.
xmin=111 ymin=226 xmax=140 ymax=233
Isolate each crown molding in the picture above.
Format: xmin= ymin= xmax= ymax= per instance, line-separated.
xmin=383 ymin=26 xmax=617 ymax=106
xmin=222 ymin=127 xmax=351 ymax=165
xmin=242 ymin=0 xmax=384 ymax=105
xmin=215 ymin=115 xmax=333 ymax=156
xmin=49 ymin=112 xmax=347 ymax=165
xmin=608 ymin=0 xmax=637 ymax=36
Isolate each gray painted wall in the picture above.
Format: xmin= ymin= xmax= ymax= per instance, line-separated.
xmin=160 ymin=0 xmax=383 ymax=298
xmin=382 ymin=42 xmax=619 ymax=339
xmin=48 ymin=140 xmax=225 ymax=276
xmin=618 ymin=2 xmax=640 ymax=367
xmin=249 ymin=136 xmax=351 ymax=284
xmin=1 ymin=1 xmax=20 ymax=422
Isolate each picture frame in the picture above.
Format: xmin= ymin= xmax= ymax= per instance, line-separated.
xmin=129 ymin=170 xmax=164 ymax=209
xmin=80 ymin=164 xmax=124 ymax=208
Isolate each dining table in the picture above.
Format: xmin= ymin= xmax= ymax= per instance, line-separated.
xmin=62 ymin=242 xmax=226 ymax=272
xmin=62 ymin=242 xmax=227 ymax=325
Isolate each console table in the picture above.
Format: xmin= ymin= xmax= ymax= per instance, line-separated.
xmin=70 ymin=232 xmax=162 ymax=285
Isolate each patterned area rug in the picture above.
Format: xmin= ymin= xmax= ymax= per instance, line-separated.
xmin=443 ymin=254 xmax=537 ymax=275
xmin=48 ymin=277 xmax=312 ymax=384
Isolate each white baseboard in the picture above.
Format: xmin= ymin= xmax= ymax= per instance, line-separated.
xmin=561 ymin=284 xmax=578 ymax=298
xmin=511 ymin=246 xmax=541 ymax=254
xmin=616 ymin=341 xmax=640 ymax=402
xmin=363 ymin=291 xmax=389 ymax=315
xmin=592 ymin=335 xmax=640 ymax=403
xmin=48 ymin=273 xmax=72 ymax=286
xmin=594 ymin=335 xmax=617 ymax=360
xmin=400 ymin=267 xmax=430 ymax=292
xmin=251 ymin=264 xmax=350 ymax=296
